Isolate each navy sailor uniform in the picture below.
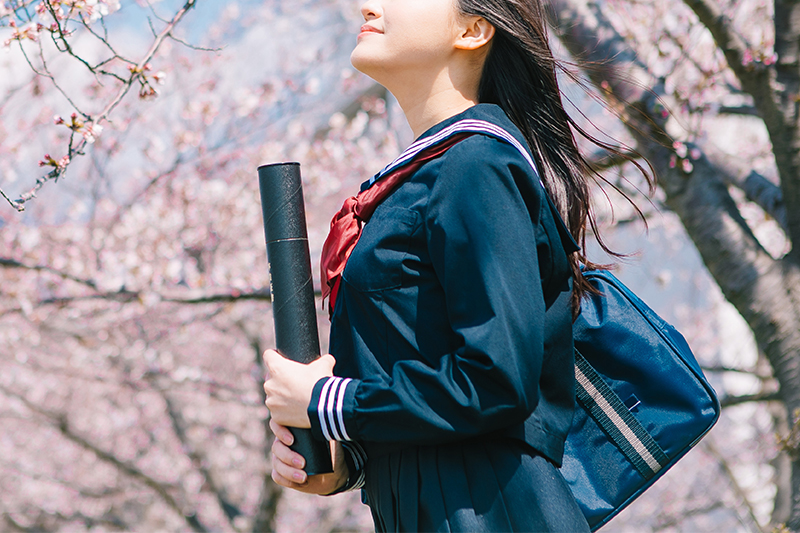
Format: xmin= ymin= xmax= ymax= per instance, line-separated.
xmin=310 ymin=104 xmax=590 ymax=532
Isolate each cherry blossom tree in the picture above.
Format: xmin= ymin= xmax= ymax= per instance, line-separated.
xmin=0 ymin=1 xmax=381 ymax=530
xmin=0 ymin=0 xmax=796 ymax=531
xmin=547 ymin=0 xmax=800 ymax=529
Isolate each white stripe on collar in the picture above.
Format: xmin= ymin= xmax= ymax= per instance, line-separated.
xmin=369 ymin=118 xmax=541 ymax=185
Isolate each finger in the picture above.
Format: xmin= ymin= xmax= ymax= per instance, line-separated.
xmin=272 ymin=450 xmax=307 ymax=484
xmin=271 ymin=467 xmax=307 ymax=490
xmin=269 ymin=419 xmax=295 ymax=446
xmin=273 ymin=457 xmax=307 ymax=485
xmin=272 ymin=437 xmax=305 ymax=470
xmin=262 ymin=349 xmax=281 ymax=369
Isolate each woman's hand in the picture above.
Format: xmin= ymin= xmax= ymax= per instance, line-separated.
xmin=262 ymin=349 xmax=336 ymax=429
xmin=269 ymin=419 xmax=349 ymax=495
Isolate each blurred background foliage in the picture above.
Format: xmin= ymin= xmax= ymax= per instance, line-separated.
xmin=0 ymin=0 xmax=796 ymax=531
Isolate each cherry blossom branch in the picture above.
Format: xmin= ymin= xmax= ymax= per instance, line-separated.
xmin=158 ymin=388 xmax=244 ymax=529
xmin=4 ymin=510 xmax=126 ymax=531
xmin=239 ymin=328 xmax=284 ymax=533
xmin=28 ymin=288 xmax=272 ymax=308
xmin=104 ymin=154 xmax=186 ymax=229
xmin=45 ymin=3 xmax=106 ymax=76
xmin=702 ymin=364 xmax=772 ymax=378
xmin=77 ymin=13 xmax=123 ymax=66
xmin=0 ymin=1 xmax=38 ymax=24
xmin=0 ymin=254 xmax=283 ymax=308
xmin=651 ymin=502 xmax=735 ymax=532
xmin=96 ymin=0 xmax=196 ymax=115
xmin=0 ymin=383 xmax=209 ymax=532
xmin=682 ymin=0 xmax=800 ymax=257
xmin=3 ymin=353 xmax=259 ymax=406
xmin=1 ymin=459 xmax=126 ymax=502
xmin=166 ymin=31 xmax=222 ymax=53
xmin=161 ymin=290 xmax=275 ymax=305
xmin=682 ymin=0 xmax=775 ymax=85
xmin=702 ymin=437 xmax=771 ymax=533
xmin=0 ymin=257 xmax=98 ymax=289
xmin=660 ymin=25 xmax=722 ymax=81
xmin=721 ymin=391 xmax=782 ymax=408
xmin=598 ymin=135 xmax=786 ymax=236
xmin=587 ymin=149 xmax=642 ymax=171
xmin=0 ymin=189 xmax=20 ymax=210
xmin=0 ymin=0 xmax=199 ymax=212
xmin=738 ymin=171 xmax=788 ymax=233
xmin=701 ymin=145 xmax=788 ymax=234
xmin=718 ymin=105 xmax=760 ymax=116
xmin=0 ymin=288 xmax=278 ymax=319
xmin=17 ymin=38 xmax=88 ymax=115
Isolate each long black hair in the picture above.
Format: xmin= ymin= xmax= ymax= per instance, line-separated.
xmin=458 ymin=0 xmax=654 ymax=309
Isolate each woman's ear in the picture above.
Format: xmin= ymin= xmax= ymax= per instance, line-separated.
xmin=454 ymin=16 xmax=495 ymax=51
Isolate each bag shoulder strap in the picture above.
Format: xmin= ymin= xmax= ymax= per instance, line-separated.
xmin=574 ymin=349 xmax=670 ymax=479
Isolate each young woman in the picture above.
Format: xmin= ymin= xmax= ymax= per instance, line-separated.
xmin=262 ymin=0 xmax=622 ymax=530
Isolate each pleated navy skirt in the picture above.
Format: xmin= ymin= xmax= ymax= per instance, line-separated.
xmin=362 ymin=439 xmax=591 ymax=533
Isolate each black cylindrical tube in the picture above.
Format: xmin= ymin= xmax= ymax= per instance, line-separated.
xmin=258 ymin=162 xmax=333 ymax=476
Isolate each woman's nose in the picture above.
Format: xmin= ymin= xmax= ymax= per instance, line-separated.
xmin=360 ymin=0 xmax=379 ymax=21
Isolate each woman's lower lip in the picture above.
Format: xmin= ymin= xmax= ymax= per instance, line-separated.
xmin=358 ymin=30 xmax=380 ymax=39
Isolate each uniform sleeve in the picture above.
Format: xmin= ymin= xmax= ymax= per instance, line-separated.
xmin=324 ymin=440 xmax=367 ymax=495
xmin=308 ymin=137 xmax=550 ymax=445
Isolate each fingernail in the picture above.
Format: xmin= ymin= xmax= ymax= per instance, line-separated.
xmin=293 ymin=471 xmax=305 ymax=482
xmin=293 ymin=457 xmax=303 ymax=468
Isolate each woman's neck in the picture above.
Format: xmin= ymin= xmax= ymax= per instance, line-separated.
xmin=401 ymin=90 xmax=477 ymax=139
xmin=386 ymin=67 xmax=481 ymax=139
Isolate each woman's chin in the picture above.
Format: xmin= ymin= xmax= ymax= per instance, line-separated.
xmin=352 ymin=43 xmax=394 ymax=75
xmin=350 ymin=48 xmax=375 ymax=75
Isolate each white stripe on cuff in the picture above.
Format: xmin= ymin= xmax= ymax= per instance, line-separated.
xmin=335 ymin=378 xmax=352 ymax=441
xmin=351 ymin=470 xmax=366 ymax=490
xmin=317 ymin=377 xmax=354 ymax=442
xmin=316 ymin=378 xmax=335 ymax=442
xmin=325 ymin=378 xmax=344 ymax=441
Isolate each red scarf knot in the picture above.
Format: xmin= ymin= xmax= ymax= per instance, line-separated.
xmin=320 ymin=131 xmax=476 ymax=317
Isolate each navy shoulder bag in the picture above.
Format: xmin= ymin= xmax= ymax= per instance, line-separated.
xmin=561 ymin=269 xmax=721 ymax=530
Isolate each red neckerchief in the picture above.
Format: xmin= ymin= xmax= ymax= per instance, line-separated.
xmin=320 ymin=132 xmax=476 ymax=316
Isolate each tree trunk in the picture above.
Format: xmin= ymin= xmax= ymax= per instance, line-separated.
xmin=549 ymin=0 xmax=800 ymax=528
xmin=252 ymin=473 xmax=282 ymax=533
xmin=773 ymin=0 xmax=800 ymax=264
